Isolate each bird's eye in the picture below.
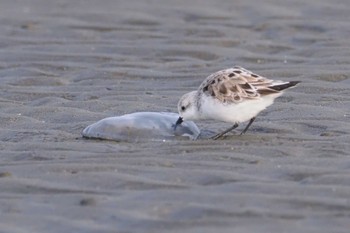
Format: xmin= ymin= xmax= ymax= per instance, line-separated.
xmin=181 ymin=106 xmax=185 ymax=111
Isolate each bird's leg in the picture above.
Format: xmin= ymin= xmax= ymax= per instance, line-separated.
xmin=211 ymin=123 xmax=239 ymax=140
xmin=240 ymin=117 xmax=256 ymax=135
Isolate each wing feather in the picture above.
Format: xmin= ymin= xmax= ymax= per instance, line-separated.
xmin=199 ymin=67 xmax=284 ymax=103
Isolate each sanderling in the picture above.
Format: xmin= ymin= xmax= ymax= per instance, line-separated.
xmin=174 ymin=66 xmax=300 ymax=139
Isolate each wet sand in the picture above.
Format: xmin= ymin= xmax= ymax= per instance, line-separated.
xmin=1 ymin=0 xmax=350 ymax=232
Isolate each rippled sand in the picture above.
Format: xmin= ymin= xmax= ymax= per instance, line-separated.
xmin=1 ymin=0 xmax=350 ymax=232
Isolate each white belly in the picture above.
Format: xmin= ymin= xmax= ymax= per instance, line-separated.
xmin=200 ymin=94 xmax=281 ymax=123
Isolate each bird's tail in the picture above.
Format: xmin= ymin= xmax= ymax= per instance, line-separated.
xmin=269 ymin=81 xmax=300 ymax=91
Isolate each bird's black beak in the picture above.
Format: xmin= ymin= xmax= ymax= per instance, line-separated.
xmin=174 ymin=117 xmax=183 ymax=130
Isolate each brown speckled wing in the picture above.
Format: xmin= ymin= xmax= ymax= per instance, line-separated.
xmin=199 ymin=67 xmax=279 ymax=103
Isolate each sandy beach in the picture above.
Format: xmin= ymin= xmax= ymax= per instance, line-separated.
xmin=1 ymin=0 xmax=350 ymax=232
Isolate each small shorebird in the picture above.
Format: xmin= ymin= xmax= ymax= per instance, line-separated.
xmin=174 ymin=66 xmax=300 ymax=139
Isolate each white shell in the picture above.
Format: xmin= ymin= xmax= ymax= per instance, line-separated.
xmin=82 ymin=112 xmax=200 ymax=141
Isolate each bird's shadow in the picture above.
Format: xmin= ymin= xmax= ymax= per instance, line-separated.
xmin=197 ymin=126 xmax=277 ymax=140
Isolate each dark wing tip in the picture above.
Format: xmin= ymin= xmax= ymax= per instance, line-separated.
xmin=269 ymin=81 xmax=300 ymax=91
xmin=289 ymin=81 xmax=301 ymax=86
